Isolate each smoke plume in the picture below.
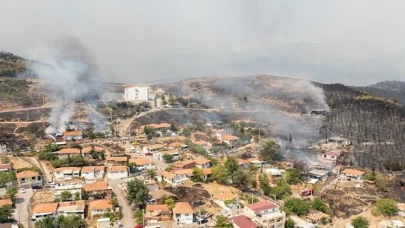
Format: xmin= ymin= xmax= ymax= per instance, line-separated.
xmin=25 ymin=37 xmax=107 ymax=134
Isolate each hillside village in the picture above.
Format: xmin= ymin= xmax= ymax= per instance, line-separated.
xmin=0 ymin=80 xmax=404 ymax=228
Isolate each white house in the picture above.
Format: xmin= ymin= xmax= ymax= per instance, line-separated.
xmin=128 ymin=158 xmax=154 ymax=171
xmin=89 ymin=200 xmax=113 ymax=217
xmin=107 ymin=166 xmax=128 ymax=179
xmin=341 ymin=169 xmax=364 ymax=182
xmin=244 ymin=201 xmax=286 ymax=228
xmin=215 ymin=129 xmax=234 ymax=140
xmin=222 ymin=134 xmax=240 ymax=145
xmin=173 ymin=202 xmax=194 ymax=225
xmin=124 ymin=85 xmax=150 ymax=101
xmin=56 ymin=201 xmax=85 ymax=219
xmin=143 ymin=144 xmax=165 ymax=154
xmin=156 ymin=171 xmax=184 ymax=186
xmin=308 ymin=169 xmax=330 ymax=182
xmin=63 ymin=131 xmax=83 ymax=141
xmin=32 ymin=203 xmax=58 ymax=222
xmin=54 ymin=167 xmax=81 ymax=181
xmin=80 ymin=166 xmax=105 ymax=180
xmin=57 ymin=148 xmax=81 ymax=159
xmin=194 ymin=157 xmax=211 ymax=169
xmin=54 ymin=184 xmax=83 ymax=201
xmin=153 ymin=150 xmax=179 ymax=162
xmin=249 ymin=159 xmax=266 ymax=168
xmin=323 ymin=151 xmax=341 ymax=161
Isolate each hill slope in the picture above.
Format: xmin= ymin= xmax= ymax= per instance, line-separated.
xmin=0 ymin=51 xmax=26 ymax=77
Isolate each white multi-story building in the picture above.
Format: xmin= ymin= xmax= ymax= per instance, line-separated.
xmin=244 ymin=201 xmax=286 ymax=228
xmin=80 ymin=166 xmax=105 ymax=180
xmin=106 ymin=166 xmax=128 ymax=179
xmin=124 ymin=85 xmax=150 ymax=101
xmin=173 ymin=202 xmax=194 ymax=225
xmin=54 ymin=167 xmax=81 ymax=181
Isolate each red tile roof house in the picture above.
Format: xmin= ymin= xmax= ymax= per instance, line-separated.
xmin=83 ymin=181 xmax=113 ymax=200
xmin=323 ymin=151 xmax=342 ymax=161
xmin=173 ymin=202 xmax=194 ymax=225
xmin=16 ymin=171 xmax=43 ymax=188
xmin=229 ymin=215 xmax=259 ymax=228
xmin=63 ymin=131 xmax=83 ymax=141
xmin=56 ymin=148 xmax=81 ymax=159
xmin=243 ymin=201 xmax=286 ymax=227
xmin=0 ymin=163 xmax=12 ymax=173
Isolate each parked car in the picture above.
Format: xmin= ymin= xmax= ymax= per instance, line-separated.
xmin=20 ymin=188 xmax=26 ymax=193
xmin=116 ymin=221 xmax=123 ymax=227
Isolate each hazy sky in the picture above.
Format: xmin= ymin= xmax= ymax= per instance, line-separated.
xmin=1 ymin=1 xmax=405 ymax=85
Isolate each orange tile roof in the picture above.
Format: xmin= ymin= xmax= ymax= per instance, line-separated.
xmin=342 ymin=169 xmax=364 ymax=176
xmin=54 ymin=167 xmax=81 ymax=172
xmin=147 ymin=123 xmax=171 ymax=129
xmin=158 ymin=171 xmax=176 ymax=179
xmin=106 ymin=156 xmax=128 ymax=162
xmin=84 ymin=181 xmax=109 ymax=192
xmin=216 ymin=193 xmax=238 ymax=201
xmin=33 ymin=203 xmax=58 ymax=214
xmin=89 ymin=200 xmax=112 ymax=210
xmin=81 ymin=166 xmax=105 ymax=172
xmin=109 ymin=166 xmax=128 ymax=172
xmin=238 ymin=158 xmax=249 ymax=164
xmin=57 ymin=148 xmax=81 ymax=154
xmin=146 ymin=204 xmax=170 ymax=212
xmin=82 ymin=146 xmax=105 ymax=153
xmin=222 ymin=134 xmax=239 ymax=141
xmin=0 ymin=199 xmax=12 ymax=206
xmin=173 ymin=202 xmax=193 ymax=214
xmin=173 ymin=160 xmax=196 ymax=168
xmin=174 ymin=169 xmax=194 ymax=175
xmin=129 ymin=158 xmax=152 ymax=166
xmin=195 ymin=157 xmax=210 ymax=165
xmin=58 ymin=200 xmax=85 ymax=207
xmin=16 ymin=171 xmax=39 ymax=179
xmin=63 ymin=131 xmax=83 ymax=136
xmin=193 ymin=140 xmax=207 ymax=146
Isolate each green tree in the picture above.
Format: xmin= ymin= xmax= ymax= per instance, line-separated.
xmin=311 ymin=198 xmax=330 ymax=214
xmin=212 ymin=165 xmax=229 ymax=184
xmin=74 ymin=192 xmax=80 ymax=201
xmin=285 ymin=218 xmax=295 ymax=228
xmin=34 ymin=216 xmax=56 ymax=228
xmin=58 ymin=215 xmax=86 ymax=228
xmin=134 ymin=210 xmax=143 ymax=225
xmin=284 ymin=198 xmax=310 ymax=216
xmin=285 ymin=168 xmax=301 ymax=184
xmin=375 ymin=198 xmax=398 ymax=216
xmin=270 ymin=179 xmax=292 ymax=200
xmin=224 ymin=156 xmax=239 ymax=174
xmin=128 ymin=162 xmax=137 ymax=173
xmin=146 ymin=169 xmax=156 ymax=179
xmin=259 ymin=173 xmax=271 ymax=195
xmin=163 ymin=197 xmax=175 ymax=209
xmin=351 ymin=216 xmax=369 ymax=228
xmin=215 ymin=215 xmax=233 ymax=228
xmin=0 ymin=205 xmax=12 ymax=223
xmin=163 ymin=154 xmax=174 ymax=163
xmin=60 ymin=191 xmax=72 ymax=202
xmin=170 ymin=122 xmax=178 ymax=132
xmin=231 ymin=169 xmax=249 ymax=188
xmin=126 ymin=179 xmax=149 ymax=209
xmin=259 ymin=140 xmax=281 ymax=162
xmin=192 ymin=167 xmax=205 ymax=182
xmin=0 ymin=172 xmax=15 ymax=188
xmin=6 ymin=187 xmax=18 ymax=203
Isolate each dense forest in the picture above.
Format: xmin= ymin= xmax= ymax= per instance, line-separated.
xmin=0 ymin=51 xmax=26 ymax=77
xmin=321 ymin=83 xmax=405 ymax=171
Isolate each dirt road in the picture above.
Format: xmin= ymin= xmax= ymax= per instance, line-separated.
xmin=108 ymin=179 xmax=134 ymax=228
xmin=21 ymin=157 xmax=52 ymax=183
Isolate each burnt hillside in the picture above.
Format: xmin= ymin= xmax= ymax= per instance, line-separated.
xmin=321 ymin=83 xmax=405 ymax=171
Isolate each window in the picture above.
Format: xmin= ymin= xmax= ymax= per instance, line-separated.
xmin=21 ymin=178 xmax=25 ymax=181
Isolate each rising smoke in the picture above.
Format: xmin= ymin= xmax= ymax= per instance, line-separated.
xmin=25 ymin=37 xmax=107 ymax=134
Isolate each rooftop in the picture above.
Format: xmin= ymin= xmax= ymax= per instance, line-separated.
xmin=84 ymin=181 xmax=109 ymax=192
xmin=88 ymin=200 xmax=113 ymax=210
xmin=194 ymin=157 xmax=210 ymax=165
xmin=129 ymin=158 xmax=152 ymax=166
xmin=63 ymin=131 xmax=83 ymax=136
xmin=158 ymin=171 xmax=176 ymax=179
xmin=215 ymin=193 xmax=238 ymax=201
xmin=342 ymin=169 xmax=364 ymax=176
xmin=108 ymin=166 xmax=128 ymax=172
xmin=54 ymin=167 xmax=81 ymax=172
xmin=33 ymin=203 xmax=58 ymax=214
xmin=82 ymin=146 xmax=105 ymax=153
xmin=173 ymin=160 xmax=196 ymax=168
xmin=245 ymin=201 xmax=278 ymax=212
xmin=106 ymin=156 xmax=128 ymax=162
xmin=0 ymin=199 xmax=12 ymax=206
xmin=57 ymin=148 xmax=81 ymax=154
xmin=146 ymin=204 xmax=170 ymax=212
xmin=0 ymin=163 xmax=12 ymax=170
xmin=81 ymin=166 xmax=105 ymax=172
xmin=173 ymin=202 xmax=193 ymax=214
xmin=16 ymin=171 xmax=39 ymax=179
xmin=308 ymin=169 xmax=330 ymax=177
xmin=229 ymin=215 xmax=258 ymax=228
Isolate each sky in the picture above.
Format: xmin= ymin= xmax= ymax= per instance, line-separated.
xmin=1 ymin=0 xmax=405 ymax=85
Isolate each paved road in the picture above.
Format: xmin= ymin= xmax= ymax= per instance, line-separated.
xmin=14 ymin=188 xmax=33 ymax=228
xmin=108 ymin=178 xmax=134 ymax=228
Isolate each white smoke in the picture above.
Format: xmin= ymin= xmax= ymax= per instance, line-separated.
xmin=25 ymin=36 xmax=107 ymax=134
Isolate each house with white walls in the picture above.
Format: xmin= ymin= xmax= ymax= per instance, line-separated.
xmin=128 ymin=158 xmax=154 ymax=171
xmin=80 ymin=166 xmax=105 ymax=180
xmin=173 ymin=202 xmax=194 ymax=225
xmin=124 ymin=84 xmax=150 ymax=101
xmin=54 ymin=167 xmax=81 ymax=181
xmin=107 ymin=166 xmax=128 ymax=179
xmin=156 ymin=171 xmax=184 ymax=186
xmin=244 ymin=201 xmax=286 ymax=228
xmin=153 ymin=150 xmax=179 ymax=162
xmin=88 ymin=200 xmax=113 ymax=217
